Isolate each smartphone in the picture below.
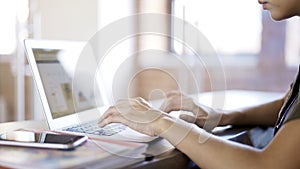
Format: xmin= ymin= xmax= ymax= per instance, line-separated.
xmin=0 ymin=131 xmax=88 ymax=150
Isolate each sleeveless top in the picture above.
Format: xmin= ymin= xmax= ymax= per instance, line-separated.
xmin=274 ymin=66 xmax=300 ymax=135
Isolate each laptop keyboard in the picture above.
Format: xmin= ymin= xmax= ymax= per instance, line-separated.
xmin=64 ymin=121 xmax=126 ymax=136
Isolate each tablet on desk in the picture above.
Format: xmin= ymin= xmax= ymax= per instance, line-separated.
xmin=0 ymin=131 xmax=88 ymax=150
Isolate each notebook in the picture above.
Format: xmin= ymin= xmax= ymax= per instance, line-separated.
xmin=24 ymin=39 xmax=156 ymax=142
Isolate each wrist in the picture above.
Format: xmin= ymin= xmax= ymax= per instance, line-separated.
xmin=155 ymin=116 xmax=173 ymax=136
xmin=158 ymin=117 xmax=194 ymax=146
xmin=220 ymin=110 xmax=241 ymax=126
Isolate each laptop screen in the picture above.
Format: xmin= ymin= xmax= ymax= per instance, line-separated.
xmin=32 ymin=47 xmax=96 ymax=119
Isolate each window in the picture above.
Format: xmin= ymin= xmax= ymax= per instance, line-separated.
xmin=172 ymin=0 xmax=298 ymax=93
xmin=0 ymin=0 xmax=29 ymax=122
xmin=173 ymin=0 xmax=262 ymax=59
xmin=0 ymin=0 xmax=29 ymax=55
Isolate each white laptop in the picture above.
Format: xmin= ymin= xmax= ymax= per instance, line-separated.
xmin=24 ymin=39 xmax=156 ymax=142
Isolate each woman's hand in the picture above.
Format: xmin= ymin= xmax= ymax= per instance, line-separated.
xmin=160 ymin=91 xmax=222 ymax=128
xmin=98 ymin=97 xmax=172 ymax=136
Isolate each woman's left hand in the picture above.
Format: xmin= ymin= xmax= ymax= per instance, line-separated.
xmin=98 ymin=97 xmax=171 ymax=136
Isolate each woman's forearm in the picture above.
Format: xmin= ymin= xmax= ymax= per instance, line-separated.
xmin=177 ymin=126 xmax=264 ymax=169
xmin=221 ymin=98 xmax=284 ymax=127
xmin=158 ymin=117 xmax=264 ymax=169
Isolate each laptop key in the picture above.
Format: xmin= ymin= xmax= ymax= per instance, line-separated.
xmin=64 ymin=122 xmax=126 ymax=136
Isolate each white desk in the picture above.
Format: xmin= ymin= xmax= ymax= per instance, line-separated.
xmin=198 ymin=90 xmax=284 ymax=110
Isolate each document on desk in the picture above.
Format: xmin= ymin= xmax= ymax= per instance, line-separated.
xmin=0 ymin=138 xmax=147 ymax=169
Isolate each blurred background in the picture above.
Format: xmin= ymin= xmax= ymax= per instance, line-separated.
xmin=0 ymin=0 xmax=299 ymax=122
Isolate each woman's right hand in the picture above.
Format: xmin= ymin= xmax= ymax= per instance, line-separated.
xmin=160 ymin=91 xmax=223 ymax=128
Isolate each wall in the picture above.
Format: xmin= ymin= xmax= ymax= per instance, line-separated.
xmin=29 ymin=0 xmax=99 ymax=120
xmin=0 ymin=62 xmax=15 ymax=121
xmin=34 ymin=0 xmax=98 ymax=40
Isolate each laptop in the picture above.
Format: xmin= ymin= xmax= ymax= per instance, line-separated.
xmin=24 ymin=39 xmax=156 ymax=142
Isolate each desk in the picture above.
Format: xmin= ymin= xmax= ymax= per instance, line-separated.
xmin=0 ymin=120 xmax=191 ymax=169
xmin=0 ymin=90 xmax=284 ymax=169
xmin=0 ymin=120 xmax=254 ymax=169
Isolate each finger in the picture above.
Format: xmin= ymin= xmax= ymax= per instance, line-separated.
xmin=160 ymin=102 xmax=174 ymax=112
xmin=98 ymin=111 xmax=125 ymax=128
xmin=98 ymin=106 xmax=117 ymax=124
xmin=162 ymin=107 xmax=180 ymax=113
xmin=159 ymin=101 xmax=167 ymax=111
xmin=136 ymin=97 xmax=152 ymax=107
xmin=129 ymin=98 xmax=155 ymax=113
xmin=135 ymin=97 xmax=145 ymax=103
xmin=98 ymin=116 xmax=112 ymax=128
xmin=160 ymin=98 xmax=181 ymax=112
xmin=165 ymin=90 xmax=181 ymax=98
xmin=179 ymin=114 xmax=196 ymax=123
xmin=160 ymin=103 xmax=176 ymax=113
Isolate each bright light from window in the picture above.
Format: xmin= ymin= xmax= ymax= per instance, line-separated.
xmin=285 ymin=18 xmax=300 ymax=67
xmin=174 ymin=0 xmax=262 ymax=55
xmin=0 ymin=0 xmax=18 ymax=55
xmin=0 ymin=0 xmax=28 ymax=55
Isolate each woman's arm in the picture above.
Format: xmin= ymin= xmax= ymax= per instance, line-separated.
xmin=161 ymin=116 xmax=300 ymax=169
xmin=161 ymin=91 xmax=288 ymax=127
xmin=98 ymin=98 xmax=300 ymax=169
xmin=222 ymin=98 xmax=284 ymax=126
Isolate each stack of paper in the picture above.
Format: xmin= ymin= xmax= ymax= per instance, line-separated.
xmin=0 ymin=137 xmax=148 ymax=169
